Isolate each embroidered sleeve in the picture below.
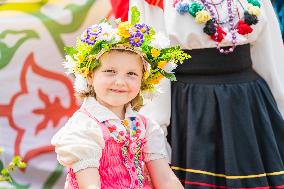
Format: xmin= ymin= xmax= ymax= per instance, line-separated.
xmin=143 ymin=117 xmax=168 ymax=162
xmin=51 ymin=111 xmax=105 ymax=172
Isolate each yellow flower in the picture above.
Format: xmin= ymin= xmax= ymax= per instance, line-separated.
xmin=157 ymin=61 xmax=167 ymax=69
xmin=17 ymin=162 xmax=27 ymax=169
xmin=74 ymin=66 xmax=80 ymax=74
xmin=143 ymin=70 xmax=150 ymax=80
xmin=88 ymin=55 xmax=95 ymax=63
xmin=0 ymin=147 xmax=3 ymax=154
xmin=248 ymin=4 xmax=260 ymax=17
xmin=80 ymin=67 xmax=89 ymax=78
xmin=195 ymin=10 xmax=211 ymax=24
xmin=75 ymin=53 xmax=84 ymax=63
xmin=117 ymin=21 xmax=131 ymax=38
xmin=147 ymin=72 xmax=164 ymax=85
xmin=151 ymin=48 xmax=160 ymax=58
xmin=122 ymin=119 xmax=129 ymax=126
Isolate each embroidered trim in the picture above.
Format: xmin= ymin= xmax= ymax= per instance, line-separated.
xmin=171 ymin=166 xmax=284 ymax=179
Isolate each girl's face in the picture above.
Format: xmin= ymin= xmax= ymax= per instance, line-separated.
xmin=89 ymin=50 xmax=143 ymax=111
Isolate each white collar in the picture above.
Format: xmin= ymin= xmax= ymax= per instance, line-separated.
xmin=82 ymin=97 xmax=138 ymax=122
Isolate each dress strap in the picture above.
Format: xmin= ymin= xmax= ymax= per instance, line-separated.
xmin=138 ymin=114 xmax=147 ymax=129
xmin=78 ymin=108 xmax=111 ymax=140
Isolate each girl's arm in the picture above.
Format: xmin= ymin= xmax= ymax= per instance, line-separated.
xmin=76 ymin=168 xmax=101 ymax=189
xmin=146 ymin=158 xmax=184 ymax=189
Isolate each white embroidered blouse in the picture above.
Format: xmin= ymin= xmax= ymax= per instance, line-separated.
xmin=51 ymin=97 xmax=168 ymax=172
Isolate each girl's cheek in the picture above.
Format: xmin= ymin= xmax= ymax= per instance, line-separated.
xmin=129 ymin=80 xmax=142 ymax=91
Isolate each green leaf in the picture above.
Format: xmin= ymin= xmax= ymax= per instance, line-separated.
xmin=130 ymin=6 xmax=140 ymax=25
xmin=160 ymin=70 xmax=177 ymax=81
xmin=90 ymin=59 xmax=101 ymax=71
xmin=64 ymin=47 xmax=78 ymax=56
xmin=0 ymin=160 xmax=4 ymax=171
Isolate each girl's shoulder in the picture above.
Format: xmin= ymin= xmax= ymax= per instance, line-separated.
xmin=67 ymin=108 xmax=98 ymax=127
xmin=51 ymin=108 xmax=105 ymax=149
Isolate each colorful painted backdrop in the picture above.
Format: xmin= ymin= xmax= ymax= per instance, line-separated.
xmin=0 ymin=1 xmax=112 ymax=188
xmin=1 ymin=0 xmax=283 ymax=189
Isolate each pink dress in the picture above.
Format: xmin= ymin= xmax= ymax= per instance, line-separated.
xmin=65 ymin=108 xmax=152 ymax=189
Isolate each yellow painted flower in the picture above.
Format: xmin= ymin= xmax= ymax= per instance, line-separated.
xmin=157 ymin=61 xmax=167 ymax=69
xmin=151 ymin=48 xmax=160 ymax=58
xmin=248 ymin=4 xmax=260 ymax=17
xmin=117 ymin=21 xmax=131 ymax=38
xmin=195 ymin=10 xmax=211 ymax=24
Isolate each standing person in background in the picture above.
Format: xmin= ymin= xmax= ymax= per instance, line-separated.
xmin=128 ymin=0 xmax=284 ymax=188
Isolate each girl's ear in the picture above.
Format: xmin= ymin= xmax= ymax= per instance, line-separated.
xmin=86 ymin=73 xmax=93 ymax=85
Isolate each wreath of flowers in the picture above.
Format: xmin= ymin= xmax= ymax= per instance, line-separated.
xmin=63 ymin=6 xmax=190 ymax=97
xmin=174 ymin=0 xmax=261 ymax=53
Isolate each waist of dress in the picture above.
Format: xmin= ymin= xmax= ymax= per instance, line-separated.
xmin=174 ymin=44 xmax=261 ymax=84
xmin=176 ymin=44 xmax=252 ymax=75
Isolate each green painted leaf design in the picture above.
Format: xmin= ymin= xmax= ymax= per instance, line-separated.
xmin=0 ymin=0 xmax=97 ymax=56
xmin=0 ymin=30 xmax=39 ymax=69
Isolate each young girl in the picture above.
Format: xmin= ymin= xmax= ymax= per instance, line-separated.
xmin=51 ymin=7 xmax=189 ymax=189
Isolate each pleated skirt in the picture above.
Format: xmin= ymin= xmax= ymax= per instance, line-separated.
xmin=169 ymin=44 xmax=284 ymax=189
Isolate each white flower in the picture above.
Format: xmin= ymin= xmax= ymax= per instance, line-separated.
xmin=162 ymin=61 xmax=178 ymax=73
xmin=74 ymin=74 xmax=88 ymax=92
xmin=63 ymin=55 xmax=76 ymax=75
xmin=113 ymin=29 xmax=122 ymax=43
xmin=150 ymin=32 xmax=170 ymax=49
xmin=97 ymin=22 xmax=116 ymax=42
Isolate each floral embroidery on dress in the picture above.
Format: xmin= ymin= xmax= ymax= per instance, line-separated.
xmin=102 ymin=117 xmax=147 ymax=188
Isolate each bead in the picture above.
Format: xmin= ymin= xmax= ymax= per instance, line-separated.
xmin=135 ymin=180 xmax=139 ymax=185
xmin=119 ymin=131 xmax=125 ymax=136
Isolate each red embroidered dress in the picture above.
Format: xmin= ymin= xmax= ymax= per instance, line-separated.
xmin=52 ymin=97 xmax=167 ymax=189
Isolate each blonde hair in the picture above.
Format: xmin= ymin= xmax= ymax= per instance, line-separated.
xmin=75 ymin=49 xmax=145 ymax=111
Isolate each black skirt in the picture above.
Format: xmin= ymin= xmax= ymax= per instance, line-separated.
xmin=168 ymin=44 xmax=284 ymax=189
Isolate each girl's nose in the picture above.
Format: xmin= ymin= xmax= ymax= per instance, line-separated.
xmin=114 ymin=75 xmax=127 ymax=86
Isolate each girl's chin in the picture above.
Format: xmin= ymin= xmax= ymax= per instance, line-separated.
xmin=102 ymin=99 xmax=130 ymax=107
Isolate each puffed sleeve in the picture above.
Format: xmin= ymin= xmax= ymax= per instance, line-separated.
xmin=143 ymin=116 xmax=168 ymax=162
xmin=51 ymin=111 xmax=105 ymax=172
xmin=251 ymin=0 xmax=284 ymax=117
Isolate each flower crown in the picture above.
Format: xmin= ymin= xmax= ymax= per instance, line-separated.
xmin=63 ymin=6 xmax=190 ymax=97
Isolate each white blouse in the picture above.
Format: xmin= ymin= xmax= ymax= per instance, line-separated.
xmin=51 ymin=97 xmax=168 ymax=172
xmin=130 ymin=0 xmax=284 ymax=130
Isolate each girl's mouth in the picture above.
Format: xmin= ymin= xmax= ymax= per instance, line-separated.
xmin=110 ymin=89 xmax=127 ymax=93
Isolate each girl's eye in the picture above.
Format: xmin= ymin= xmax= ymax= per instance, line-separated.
xmin=103 ymin=69 xmax=115 ymax=73
xmin=128 ymin=72 xmax=138 ymax=76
